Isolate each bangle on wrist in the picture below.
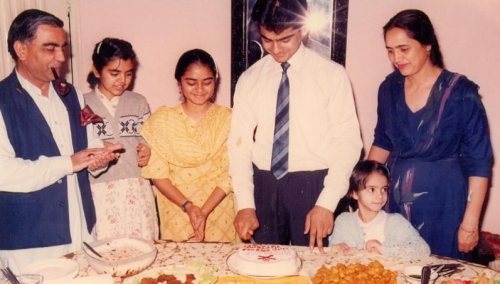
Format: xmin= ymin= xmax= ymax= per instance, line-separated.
xmin=460 ymin=226 xmax=477 ymax=234
xmin=181 ymin=200 xmax=192 ymax=212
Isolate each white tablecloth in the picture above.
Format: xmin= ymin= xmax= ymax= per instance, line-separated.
xmin=64 ymin=241 xmax=500 ymax=283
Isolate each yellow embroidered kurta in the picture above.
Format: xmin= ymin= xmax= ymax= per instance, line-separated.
xmin=141 ymin=104 xmax=237 ymax=242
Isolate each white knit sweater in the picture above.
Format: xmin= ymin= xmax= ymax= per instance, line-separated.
xmin=329 ymin=211 xmax=431 ymax=259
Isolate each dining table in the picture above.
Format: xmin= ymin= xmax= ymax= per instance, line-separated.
xmin=64 ymin=240 xmax=500 ymax=284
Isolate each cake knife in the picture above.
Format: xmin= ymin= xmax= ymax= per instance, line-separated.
xmin=245 ymin=231 xmax=257 ymax=245
xmin=249 ymin=236 xmax=257 ymax=245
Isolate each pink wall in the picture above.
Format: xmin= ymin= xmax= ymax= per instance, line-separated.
xmin=77 ymin=0 xmax=499 ymax=234
xmin=346 ymin=0 xmax=500 ymax=234
xmin=77 ymin=0 xmax=232 ymax=111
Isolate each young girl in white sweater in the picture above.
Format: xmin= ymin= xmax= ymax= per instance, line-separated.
xmin=329 ymin=160 xmax=430 ymax=259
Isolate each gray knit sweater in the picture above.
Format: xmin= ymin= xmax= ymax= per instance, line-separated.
xmin=329 ymin=211 xmax=431 ymax=259
xmin=83 ymin=90 xmax=150 ymax=183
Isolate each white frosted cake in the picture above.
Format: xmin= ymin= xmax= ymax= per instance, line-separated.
xmin=232 ymin=244 xmax=301 ymax=277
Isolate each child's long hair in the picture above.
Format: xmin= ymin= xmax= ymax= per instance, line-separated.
xmin=87 ymin=37 xmax=138 ymax=88
xmin=346 ymin=160 xmax=390 ymax=211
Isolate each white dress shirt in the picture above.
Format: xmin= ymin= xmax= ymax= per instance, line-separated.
xmin=0 ymin=71 xmax=102 ymax=272
xmin=228 ymin=43 xmax=362 ymax=212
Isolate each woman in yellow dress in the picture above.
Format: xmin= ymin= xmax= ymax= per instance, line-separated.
xmin=141 ymin=49 xmax=237 ymax=242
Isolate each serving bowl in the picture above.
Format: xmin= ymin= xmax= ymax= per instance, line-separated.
xmin=82 ymin=235 xmax=157 ymax=277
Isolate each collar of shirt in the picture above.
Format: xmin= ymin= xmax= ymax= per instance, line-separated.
xmin=96 ymin=88 xmax=120 ymax=117
xmin=15 ymin=69 xmax=57 ymax=100
xmin=271 ymin=42 xmax=306 ymax=75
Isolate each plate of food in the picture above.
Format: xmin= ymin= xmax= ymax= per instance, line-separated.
xmin=226 ymin=244 xmax=302 ymax=279
xmin=122 ymin=260 xmax=217 ymax=284
xmin=309 ymin=260 xmax=398 ymax=284
xmin=440 ymin=270 xmax=500 ymax=284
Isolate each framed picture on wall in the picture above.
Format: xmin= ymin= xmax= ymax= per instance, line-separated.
xmin=230 ymin=0 xmax=349 ymax=104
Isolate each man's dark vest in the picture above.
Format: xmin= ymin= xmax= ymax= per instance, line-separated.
xmin=0 ymin=71 xmax=96 ymax=250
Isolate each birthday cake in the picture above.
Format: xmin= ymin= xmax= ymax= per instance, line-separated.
xmin=232 ymin=244 xmax=301 ymax=277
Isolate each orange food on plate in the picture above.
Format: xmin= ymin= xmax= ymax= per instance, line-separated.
xmin=139 ymin=273 xmax=196 ymax=284
xmin=311 ymin=260 xmax=397 ymax=284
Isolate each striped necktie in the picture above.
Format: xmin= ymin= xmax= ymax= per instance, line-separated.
xmin=271 ymin=62 xmax=290 ymax=180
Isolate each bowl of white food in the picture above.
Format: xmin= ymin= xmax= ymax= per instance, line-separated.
xmin=82 ymin=235 xmax=157 ymax=277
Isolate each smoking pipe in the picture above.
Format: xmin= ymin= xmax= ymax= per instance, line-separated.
xmin=51 ymin=68 xmax=70 ymax=95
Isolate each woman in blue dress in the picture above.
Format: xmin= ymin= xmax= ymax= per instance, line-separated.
xmin=368 ymin=9 xmax=493 ymax=260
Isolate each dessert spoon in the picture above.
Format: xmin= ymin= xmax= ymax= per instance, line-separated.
xmin=83 ymin=241 xmax=103 ymax=258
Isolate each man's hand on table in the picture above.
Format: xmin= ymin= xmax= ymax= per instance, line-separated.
xmin=234 ymin=208 xmax=259 ymax=240
xmin=304 ymin=205 xmax=333 ymax=254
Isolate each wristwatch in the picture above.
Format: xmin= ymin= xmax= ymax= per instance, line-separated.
xmin=181 ymin=200 xmax=192 ymax=212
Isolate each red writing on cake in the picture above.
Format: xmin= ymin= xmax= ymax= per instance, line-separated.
xmin=257 ymin=255 xmax=276 ymax=261
xmin=241 ymin=245 xmax=289 ymax=254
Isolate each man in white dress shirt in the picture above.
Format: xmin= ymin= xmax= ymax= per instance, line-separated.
xmin=228 ymin=0 xmax=362 ymax=253
xmin=0 ymin=9 xmax=123 ymax=272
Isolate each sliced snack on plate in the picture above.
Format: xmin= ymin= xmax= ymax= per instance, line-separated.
xmin=122 ymin=260 xmax=218 ymax=284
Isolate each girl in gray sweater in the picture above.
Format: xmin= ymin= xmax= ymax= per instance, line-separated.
xmin=84 ymin=38 xmax=158 ymax=240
